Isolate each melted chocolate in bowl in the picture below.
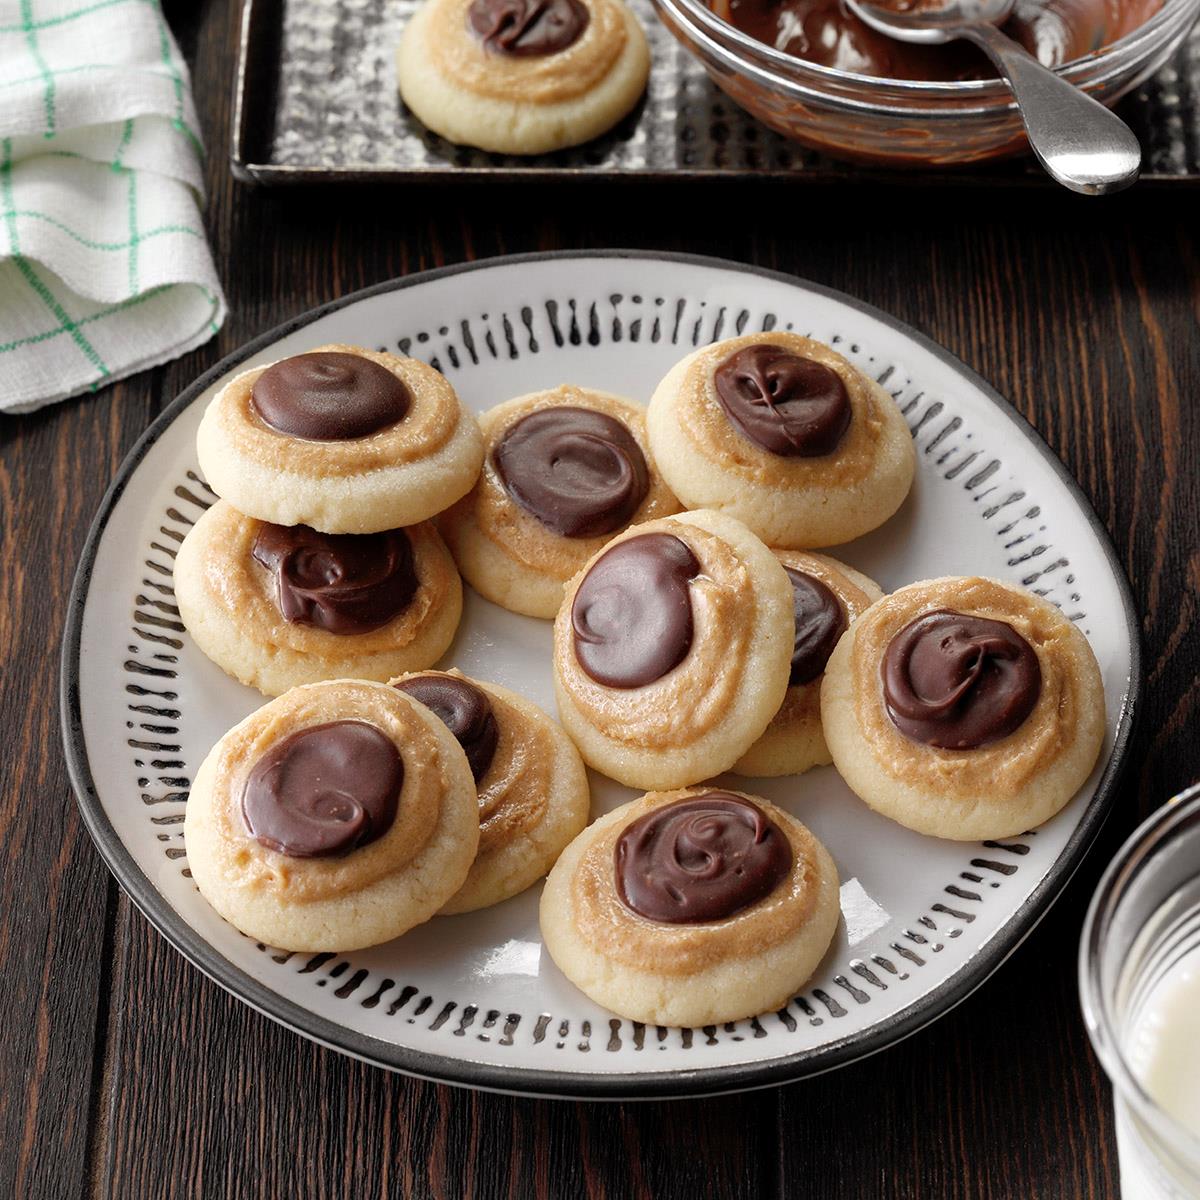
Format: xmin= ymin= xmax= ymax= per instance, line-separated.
xmin=709 ymin=0 xmax=1162 ymax=80
xmin=615 ymin=793 xmax=794 ymax=924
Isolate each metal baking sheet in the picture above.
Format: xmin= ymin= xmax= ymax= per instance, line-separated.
xmin=231 ymin=0 xmax=1200 ymax=183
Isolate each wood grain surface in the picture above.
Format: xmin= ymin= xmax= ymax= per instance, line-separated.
xmin=2 ymin=1 xmax=1198 ymax=1196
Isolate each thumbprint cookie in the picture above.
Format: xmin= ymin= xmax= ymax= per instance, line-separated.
xmin=396 ymin=0 xmax=650 ymax=155
xmin=196 ymin=345 xmax=484 ymax=533
xmin=184 ymin=679 xmax=480 ymax=952
xmin=439 ymin=385 xmax=680 ymax=618
xmin=391 ymin=670 xmax=591 ymax=913
xmin=647 ymin=332 xmax=915 ymax=549
xmin=734 ymin=551 xmax=882 ymax=777
xmin=540 ymin=787 xmax=841 ymax=1026
xmin=174 ymin=499 xmax=462 ymax=696
xmin=552 ymin=508 xmax=794 ymax=789
xmin=821 ymin=576 xmax=1106 ymax=841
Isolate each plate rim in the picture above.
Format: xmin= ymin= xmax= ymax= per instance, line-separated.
xmin=60 ymin=248 xmax=1142 ymax=1099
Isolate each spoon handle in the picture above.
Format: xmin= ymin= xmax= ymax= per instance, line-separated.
xmin=960 ymin=24 xmax=1141 ymax=195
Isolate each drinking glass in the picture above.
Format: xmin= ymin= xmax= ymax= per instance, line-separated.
xmin=1080 ymin=784 xmax=1200 ymax=1199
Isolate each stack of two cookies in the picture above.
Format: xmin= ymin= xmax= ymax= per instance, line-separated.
xmin=178 ymin=344 xmax=481 ymax=694
xmin=176 ymin=346 xmax=591 ymax=951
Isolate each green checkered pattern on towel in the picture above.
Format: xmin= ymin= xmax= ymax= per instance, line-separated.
xmin=0 ymin=0 xmax=226 ymax=413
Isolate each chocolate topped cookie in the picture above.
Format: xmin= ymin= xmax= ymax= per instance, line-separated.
xmin=734 ymin=550 xmax=883 ymax=779
xmin=196 ymin=344 xmax=484 ymax=534
xmin=391 ymin=670 xmax=590 ymax=913
xmin=174 ymin=500 xmax=463 ymax=697
xmin=397 ymin=0 xmax=650 ymax=155
xmin=821 ymin=576 xmax=1106 ymax=841
xmin=540 ymin=787 xmax=841 ymax=1027
xmin=647 ymin=332 xmax=916 ymax=549
xmin=439 ymin=385 xmax=680 ymax=619
xmin=184 ymin=679 xmax=480 ymax=952
xmin=553 ymin=508 xmax=795 ymax=791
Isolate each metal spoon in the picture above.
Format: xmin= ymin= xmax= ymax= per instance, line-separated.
xmin=844 ymin=0 xmax=1142 ymax=194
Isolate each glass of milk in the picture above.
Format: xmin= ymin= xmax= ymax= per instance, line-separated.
xmin=1080 ymin=783 xmax=1200 ymax=1199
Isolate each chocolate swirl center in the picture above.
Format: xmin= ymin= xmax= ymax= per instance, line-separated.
xmin=882 ymin=608 xmax=1042 ymax=749
xmin=493 ymin=406 xmax=651 ymax=538
xmin=467 ymin=0 xmax=589 ymax=55
xmin=571 ymin=532 xmax=701 ymax=689
xmin=241 ymin=721 xmax=403 ymax=857
xmin=250 ymin=352 xmax=410 ymax=441
xmin=252 ymin=523 xmax=419 ymax=635
xmin=394 ymin=674 xmax=499 ymax=783
xmin=786 ymin=567 xmax=847 ymax=686
xmin=615 ymin=793 xmax=794 ymax=924
xmin=713 ymin=344 xmax=851 ymax=457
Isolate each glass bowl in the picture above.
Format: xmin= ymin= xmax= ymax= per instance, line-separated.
xmin=649 ymin=0 xmax=1200 ymax=165
xmin=1079 ymin=784 xmax=1200 ymax=1196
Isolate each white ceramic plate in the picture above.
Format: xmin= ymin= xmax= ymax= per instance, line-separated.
xmin=62 ymin=251 xmax=1139 ymax=1098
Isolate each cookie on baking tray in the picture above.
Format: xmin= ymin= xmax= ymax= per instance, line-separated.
xmin=184 ymin=679 xmax=480 ymax=952
xmin=540 ymin=787 xmax=841 ymax=1027
xmin=733 ymin=550 xmax=882 ymax=778
xmin=391 ymin=670 xmax=591 ymax=913
xmin=196 ymin=345 xmax=484 ymax=533
xmin=552 ymin=508 xmax=794 ymax=790
xmin=174 ymin=499 xmax=462 ymax=696
xmin=397 ymin=0 xmax=650 ymax=155
xmin=438 ymin=384 xmax=680 ymax=618
xmin=821 ymin=575 xmax=1106 ymax=841
xmin=646 ymin=332 xmax=915 ymax=549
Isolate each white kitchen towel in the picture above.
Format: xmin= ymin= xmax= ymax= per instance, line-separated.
xmin=0 ymin=0 xmax=226 ymax=414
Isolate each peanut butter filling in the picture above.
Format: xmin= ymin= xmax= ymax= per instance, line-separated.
xmin=554 ymin=518 xmax=757 ymax=750
xmin=391 ymin=670 xmax=554 ymax=859
xmin=210 ymin=345 xmax=461 ymax=475
xmin=425 ymin=0 xmax=628 ymax=105
xmin=675 ymin=332 xmax=889 ymax=488
xmin=200 ymin=682 xmax=449 ymax=903
xmin=852 ymin=577 xmax=1083 ymax=796
xmin=474 ymin=688 xmax=553 ymax=856
xmin=571 ymin=790 xmax=823 ymax=976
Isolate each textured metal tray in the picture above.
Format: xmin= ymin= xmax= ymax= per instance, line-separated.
xmin=231 ymin=0 xmax=1200 ymax=183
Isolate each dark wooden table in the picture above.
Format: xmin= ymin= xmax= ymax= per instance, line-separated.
xmin=4 ymin=3 xmax=1199 ymax=1197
